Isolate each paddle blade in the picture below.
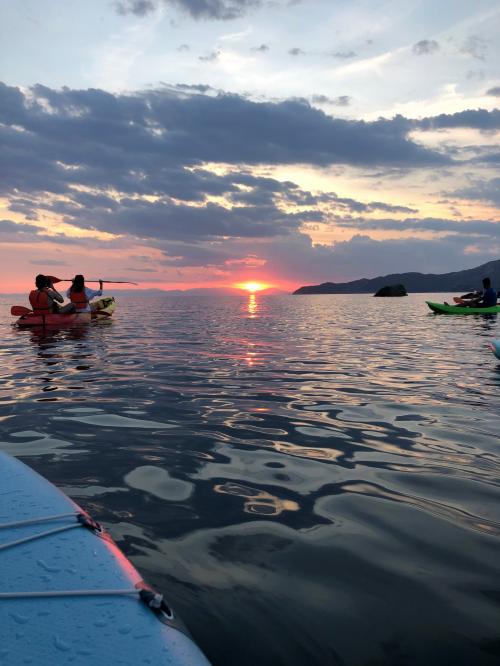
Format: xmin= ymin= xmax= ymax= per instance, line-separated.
xmin=46 ymin=275 xmax=64 ymax=284
xmin=11 ymin=306 xmax=32 ymax=316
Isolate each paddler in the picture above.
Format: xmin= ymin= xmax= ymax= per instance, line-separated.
xmin=29 ymin=274 xmax=74 ymax=314
xmin=66 ymin=275 xmax=104 ymax=312
xmin=463 ymin=277 xmax=498 ymax=308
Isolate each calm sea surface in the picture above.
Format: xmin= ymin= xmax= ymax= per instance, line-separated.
xmin=1 ymin=292 xmax=500 ymax=665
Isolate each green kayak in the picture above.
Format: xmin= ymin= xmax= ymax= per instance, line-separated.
xmin=426 ymin=301 xmax=500 ymax=314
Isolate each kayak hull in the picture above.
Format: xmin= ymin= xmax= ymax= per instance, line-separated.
xmin=0 ymin=452 xmax=210 ymax=665
xmin=490 ymin=340 xmax=500 ymax=360
xmin=426 ymin=301 xmax=500 ymax=315
xmin=15 ymin=297 xmax=116 ymax=327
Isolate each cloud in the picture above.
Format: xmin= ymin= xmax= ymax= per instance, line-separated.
xmin=251 ymin=44 xmax=269 ymax=52
xmin=289 ymin=48 xmax=305 ymax=56
xmin=318 ymin=193 xmax=417 ymax=214
xmin=412 ymin=40 xmax=439 ymax=56
xmin=452 ymin=178 xmax=500 ymax=207
xmin=0 ymin=83 xmax=450 ymax=200
xmin=114 ymin=0 xmax=272 ymax=20
xmin=199 ymin=51 xmax=220 ymax=62
xmin=0 ymin=219 xmax=41 ymax=234
xmin=486 ymin=86 xmax=500 ymax=97
xmin=460 ymin=35 xmax=488 ymax=61
xmin=333 ymin=216 xmax=500 ymax=236
xmin=115 ymin=0 xmax=156 ymax=16
xmin=156 ymin=230 xmax=500 ymax=285
xmin=418 ymin=109 xmax=500 ymax=131
xmin=177 ymin=44 xmax=190 ymax=51
xmin=30 ymin=259 xmax=69 ymax=266
xmin=4 ymin=81 xmax=496 ymax=281
xmin=311 ymin=95 xmax=351 ymax=106
xmin=329 ymin=51 xmax=356 ymax=59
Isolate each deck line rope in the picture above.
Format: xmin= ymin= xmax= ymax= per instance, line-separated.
xmin=0 ymin=512 xmax=78 ymax=530
xmin=0 ymin=523 xmax=81 ymax=552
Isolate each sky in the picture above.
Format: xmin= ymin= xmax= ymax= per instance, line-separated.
xmin=0 ymin=0 xmax=499 ymax=293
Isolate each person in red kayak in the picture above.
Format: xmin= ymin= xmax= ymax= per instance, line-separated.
xmin=29 ymin=274 xmax=74 ymax=314
xmin=66 ymin=275 xmax=104 ymax=312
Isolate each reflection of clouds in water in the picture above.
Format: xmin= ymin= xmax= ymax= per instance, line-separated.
xmin=214 ymin=481 xmax=299 ymax=516
xmin=192 ymin=444 xmax=340 ymax=495
xmin=60 ymin=484 xmax=129 ymax=498
xmin=1 ymin=431 xmax=85 ymax=458
xmin=271 ymin=441 xmax=342 ymax=462
xmin=53 ymin=414 xmax=177 ymax=429
xmin=125 ymin=465 xmax=193 ymax=501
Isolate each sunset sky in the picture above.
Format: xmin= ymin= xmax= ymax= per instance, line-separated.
xmin=1 ymin=0 xmax=499 ymax=293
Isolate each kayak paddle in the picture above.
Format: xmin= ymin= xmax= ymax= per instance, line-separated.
xmin=47 ymin=276 xmax=138 ymax=286
xmin=11 ymin=306 xmax=32 ymax=316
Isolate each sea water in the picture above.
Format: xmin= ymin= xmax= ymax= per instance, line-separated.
xmin=1 ymin=292 xmax=500 ymax=665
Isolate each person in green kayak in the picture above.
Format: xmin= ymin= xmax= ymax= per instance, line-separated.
xmin=465 ymin=277 xmax=498 ymax=308
xmin=29 ymin=275 xmax=75 ymax=314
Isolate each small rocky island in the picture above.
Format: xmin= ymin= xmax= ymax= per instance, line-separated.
xmin=374 ymin=284 xmax=407 ymax=297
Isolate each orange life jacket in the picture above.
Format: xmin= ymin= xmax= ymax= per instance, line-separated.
xmin=29 ymin=289 xmax=51 ymax=315
xmin=69 ymin=289 xmax=88 ymax=310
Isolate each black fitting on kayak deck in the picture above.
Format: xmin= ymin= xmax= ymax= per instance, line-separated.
xmin=134 ymin=583 xmax=192 ymax=637
xmin=139 ymin=589 xmax=174 ymax=621
xmin=77 ymin=512 xmax=103 ymax=535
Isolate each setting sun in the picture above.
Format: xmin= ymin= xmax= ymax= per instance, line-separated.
xmin=236 ymin=281 xmax=269 ymax=293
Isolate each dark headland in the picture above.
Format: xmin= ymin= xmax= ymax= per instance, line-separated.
xmin=293 ymin=259 xmax=500 ymax=295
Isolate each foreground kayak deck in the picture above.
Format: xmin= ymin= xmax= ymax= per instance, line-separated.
xmin=0 ymin=452 xmax=210 ymax=665
xmin=426 ymin=301 xmax=500 ymax=314
xmin=15 ymin=297 xmax=116 ymax=328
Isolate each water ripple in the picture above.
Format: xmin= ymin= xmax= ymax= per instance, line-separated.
xmin=1 ymin=292 xmax=500 ymax=665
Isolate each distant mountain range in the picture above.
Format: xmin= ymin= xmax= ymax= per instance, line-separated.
xmin=293 ymin=259 xmax=500 ymax=295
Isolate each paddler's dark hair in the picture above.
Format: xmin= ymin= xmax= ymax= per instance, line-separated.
xmin=70 ymin=274 xmax=85 ymax=293
xmin=35 ymin=274 xmax=47 ymax=289
xmin=483 ymin=277 xmax=491 ymax=288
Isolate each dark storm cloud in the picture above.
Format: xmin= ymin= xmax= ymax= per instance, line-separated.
xmin=115 ymin=0 xmax=267 ymax=20
xmin=486 ymin=86 xmax=500 ymax=97
xmin=417 ymin=108 xmax=500 ymax=131
xmin=412 ymin=40 xmax=439 ymax=55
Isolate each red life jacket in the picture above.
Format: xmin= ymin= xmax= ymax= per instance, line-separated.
xmin=29 ymin=289 xmax=51 ymax=315
xmin=70 ymin=289 xmax=88 ymax=310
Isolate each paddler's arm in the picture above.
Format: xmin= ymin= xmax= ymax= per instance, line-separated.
xmin=46 ymin=280 xmax=64 ymax=303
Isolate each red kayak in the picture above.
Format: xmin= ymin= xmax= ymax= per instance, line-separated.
xmin=13 ymin=297 xmax=116 ymax=328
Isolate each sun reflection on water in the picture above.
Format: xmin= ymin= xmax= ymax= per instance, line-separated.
xmin=247 ymin=293 xmax=257 ymax=318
